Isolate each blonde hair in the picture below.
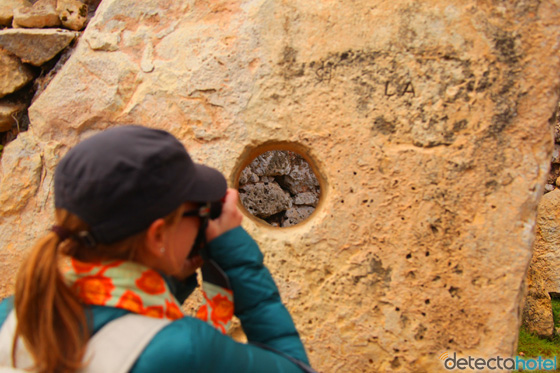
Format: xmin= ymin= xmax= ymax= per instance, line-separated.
xmin=12 ymin=207 xmax=182 ymax=373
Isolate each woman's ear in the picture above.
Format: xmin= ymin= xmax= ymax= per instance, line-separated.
xmin=144 ymin=218 xmax=167 ymax=258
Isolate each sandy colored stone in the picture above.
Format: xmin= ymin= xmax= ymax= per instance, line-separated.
xmin=0 ymin=100 xmax=27 ymax=132
xmin=0 ymin=1 xmax=559 ymax=372
xmin=0 ymin=0 xmax=31 ymax=26
xmin=0 ymin=49 xmax=34 ymax=99
xmin=0 ymin=131 xmax=42 ymax=215
xmin=522 ymin=189 xmax=560 ymax=337
xmin=0 ymin=28 xmax=78 ymax=66
xmin=56 ymin=0 xmax=87 ymax=31
xmin=12 ymin=0 xmax=61 ymax=28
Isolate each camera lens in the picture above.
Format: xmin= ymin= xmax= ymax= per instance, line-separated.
xmin=209 ymin=201 xmax=222 ymax=220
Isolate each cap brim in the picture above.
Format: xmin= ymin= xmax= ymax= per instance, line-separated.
xmin=184 ymin=163 xmax=228 ymax=202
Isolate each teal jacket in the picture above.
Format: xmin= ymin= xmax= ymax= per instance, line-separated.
xmin=0 ymin=227 xmax=309 ymax=372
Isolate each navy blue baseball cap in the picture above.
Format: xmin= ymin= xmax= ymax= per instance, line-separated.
xmin=54 ymin=125 xmax=227 ymax=245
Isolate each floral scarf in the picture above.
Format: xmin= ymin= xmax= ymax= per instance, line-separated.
xmin=63 ymin=258 xmax=184 ymax=320
xmin=63 ymin=258 xmax=235 ymax=333
xmin=195 ymin=282 xmax=234 ymax=334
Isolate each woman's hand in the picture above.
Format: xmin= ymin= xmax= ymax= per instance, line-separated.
xmin=206 ymin=188 xmax=243 ymax=242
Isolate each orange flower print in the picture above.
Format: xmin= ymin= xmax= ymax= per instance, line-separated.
xmin=73 ymin=275 xmax=114 ymax=305
xmin=71 ymin=258 xmax=99 ymax=274
xmin=165 ymin=299 xmax=184 ymax=320
xmin=210 ymin=294 xmax=234 ymax=326
xmin=136 ymin=270 xmax=166 ymax=295
xmin=196 ymin=305 xmax=208 ymax=322
xmin=117 ymin=290 xmax=144 ymax=314
xmin=144 ymin=306 xmax=164 ymax=318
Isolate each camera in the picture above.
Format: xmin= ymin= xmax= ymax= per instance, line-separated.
xmin=187 ymin=200 xmax=223 ymax=259
xmin=208 ymin=200 xmax=223 ymax=220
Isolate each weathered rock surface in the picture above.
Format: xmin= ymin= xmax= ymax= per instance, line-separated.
xmin=283 ymin=206 xmax=315 ymax=227
xmin=57 ymin=0 xmax=87 ymax=31
xmin=12 ymin=0 xmax=61 ymax=28
xmin=0 ymin=28 xmax=78 ymax=66
xmin=249 ymin=151 xmax=293 ymax=177
xmin=293 ymin=192 xmax=318 ymax=207
xmin=0 ymin=49 xmax=34 ymax=98
xmin=0 ymin=131 xmax=42 ymax=215
xmin=0 ymin=0 xmax=31 ymax=26
xmin=1 ymin=1 xmax=560 ymax=372
xmin=239 ymin=182 xmax=292 ymax=218
xmin=522 ymin=189 xmax=560 ymax=337
xmin=277 ymin=159 xmax=320 ymax=195
xmin=0 ymin=100 xmax=26 ymax=132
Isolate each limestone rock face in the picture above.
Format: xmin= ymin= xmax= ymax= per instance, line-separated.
xmin=0 ymin=131 xmax=42 ymax=215
xmin=12 ymin=0 xmax=61 ymax=28
xmin=0 ymin=28 xmax=79 ymax=66
xmin=522 ymin=189 xmax=560 ymax=337
xmin=1 ymin=1 xmax=560 ymax=372
xmin=0 ymin=49 xmax=34 ymax=98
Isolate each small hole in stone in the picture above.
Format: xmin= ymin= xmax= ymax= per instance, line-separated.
xmin=425 ymin=299 xmax=430 ymax=304
xmin=238 ymin=149 xmax=321 ymax=227
xmin=406 ymin=253 xmax=412 ymax=259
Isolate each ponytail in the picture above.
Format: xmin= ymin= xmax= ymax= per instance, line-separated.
xmin=13 ymin=229 xmax=88 ymax=373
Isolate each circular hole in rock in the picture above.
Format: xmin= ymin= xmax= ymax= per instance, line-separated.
xmin=237 ymin=149 xmax=321 ymax=227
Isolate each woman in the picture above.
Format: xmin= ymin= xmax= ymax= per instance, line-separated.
xmin=0 ymin=125 xmax=310 ymax=372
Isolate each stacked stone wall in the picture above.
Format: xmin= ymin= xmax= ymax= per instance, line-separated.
xmin=0 ymin=0 xmax=100 ymax=150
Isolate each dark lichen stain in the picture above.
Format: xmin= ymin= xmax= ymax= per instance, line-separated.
xmin=489 ymin=106 xmax=517 ymax=135
xmin=476 ymin=70 xmax=494 ymax=92
xmin=373 ymin=116 xmax=396 ymax=135
xmin=493 ymin=32 xmax=521 ymax=66
xmin=453 ymin=120 xmax=468 ymax=132
xmin=278 ymin=46 xmax=304 ymax=78
xmin=369 ymin=257 xmax=392 ymax=285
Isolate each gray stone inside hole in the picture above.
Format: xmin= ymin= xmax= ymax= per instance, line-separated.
xmin=238 ymin=150 xmax=321 ymax=227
